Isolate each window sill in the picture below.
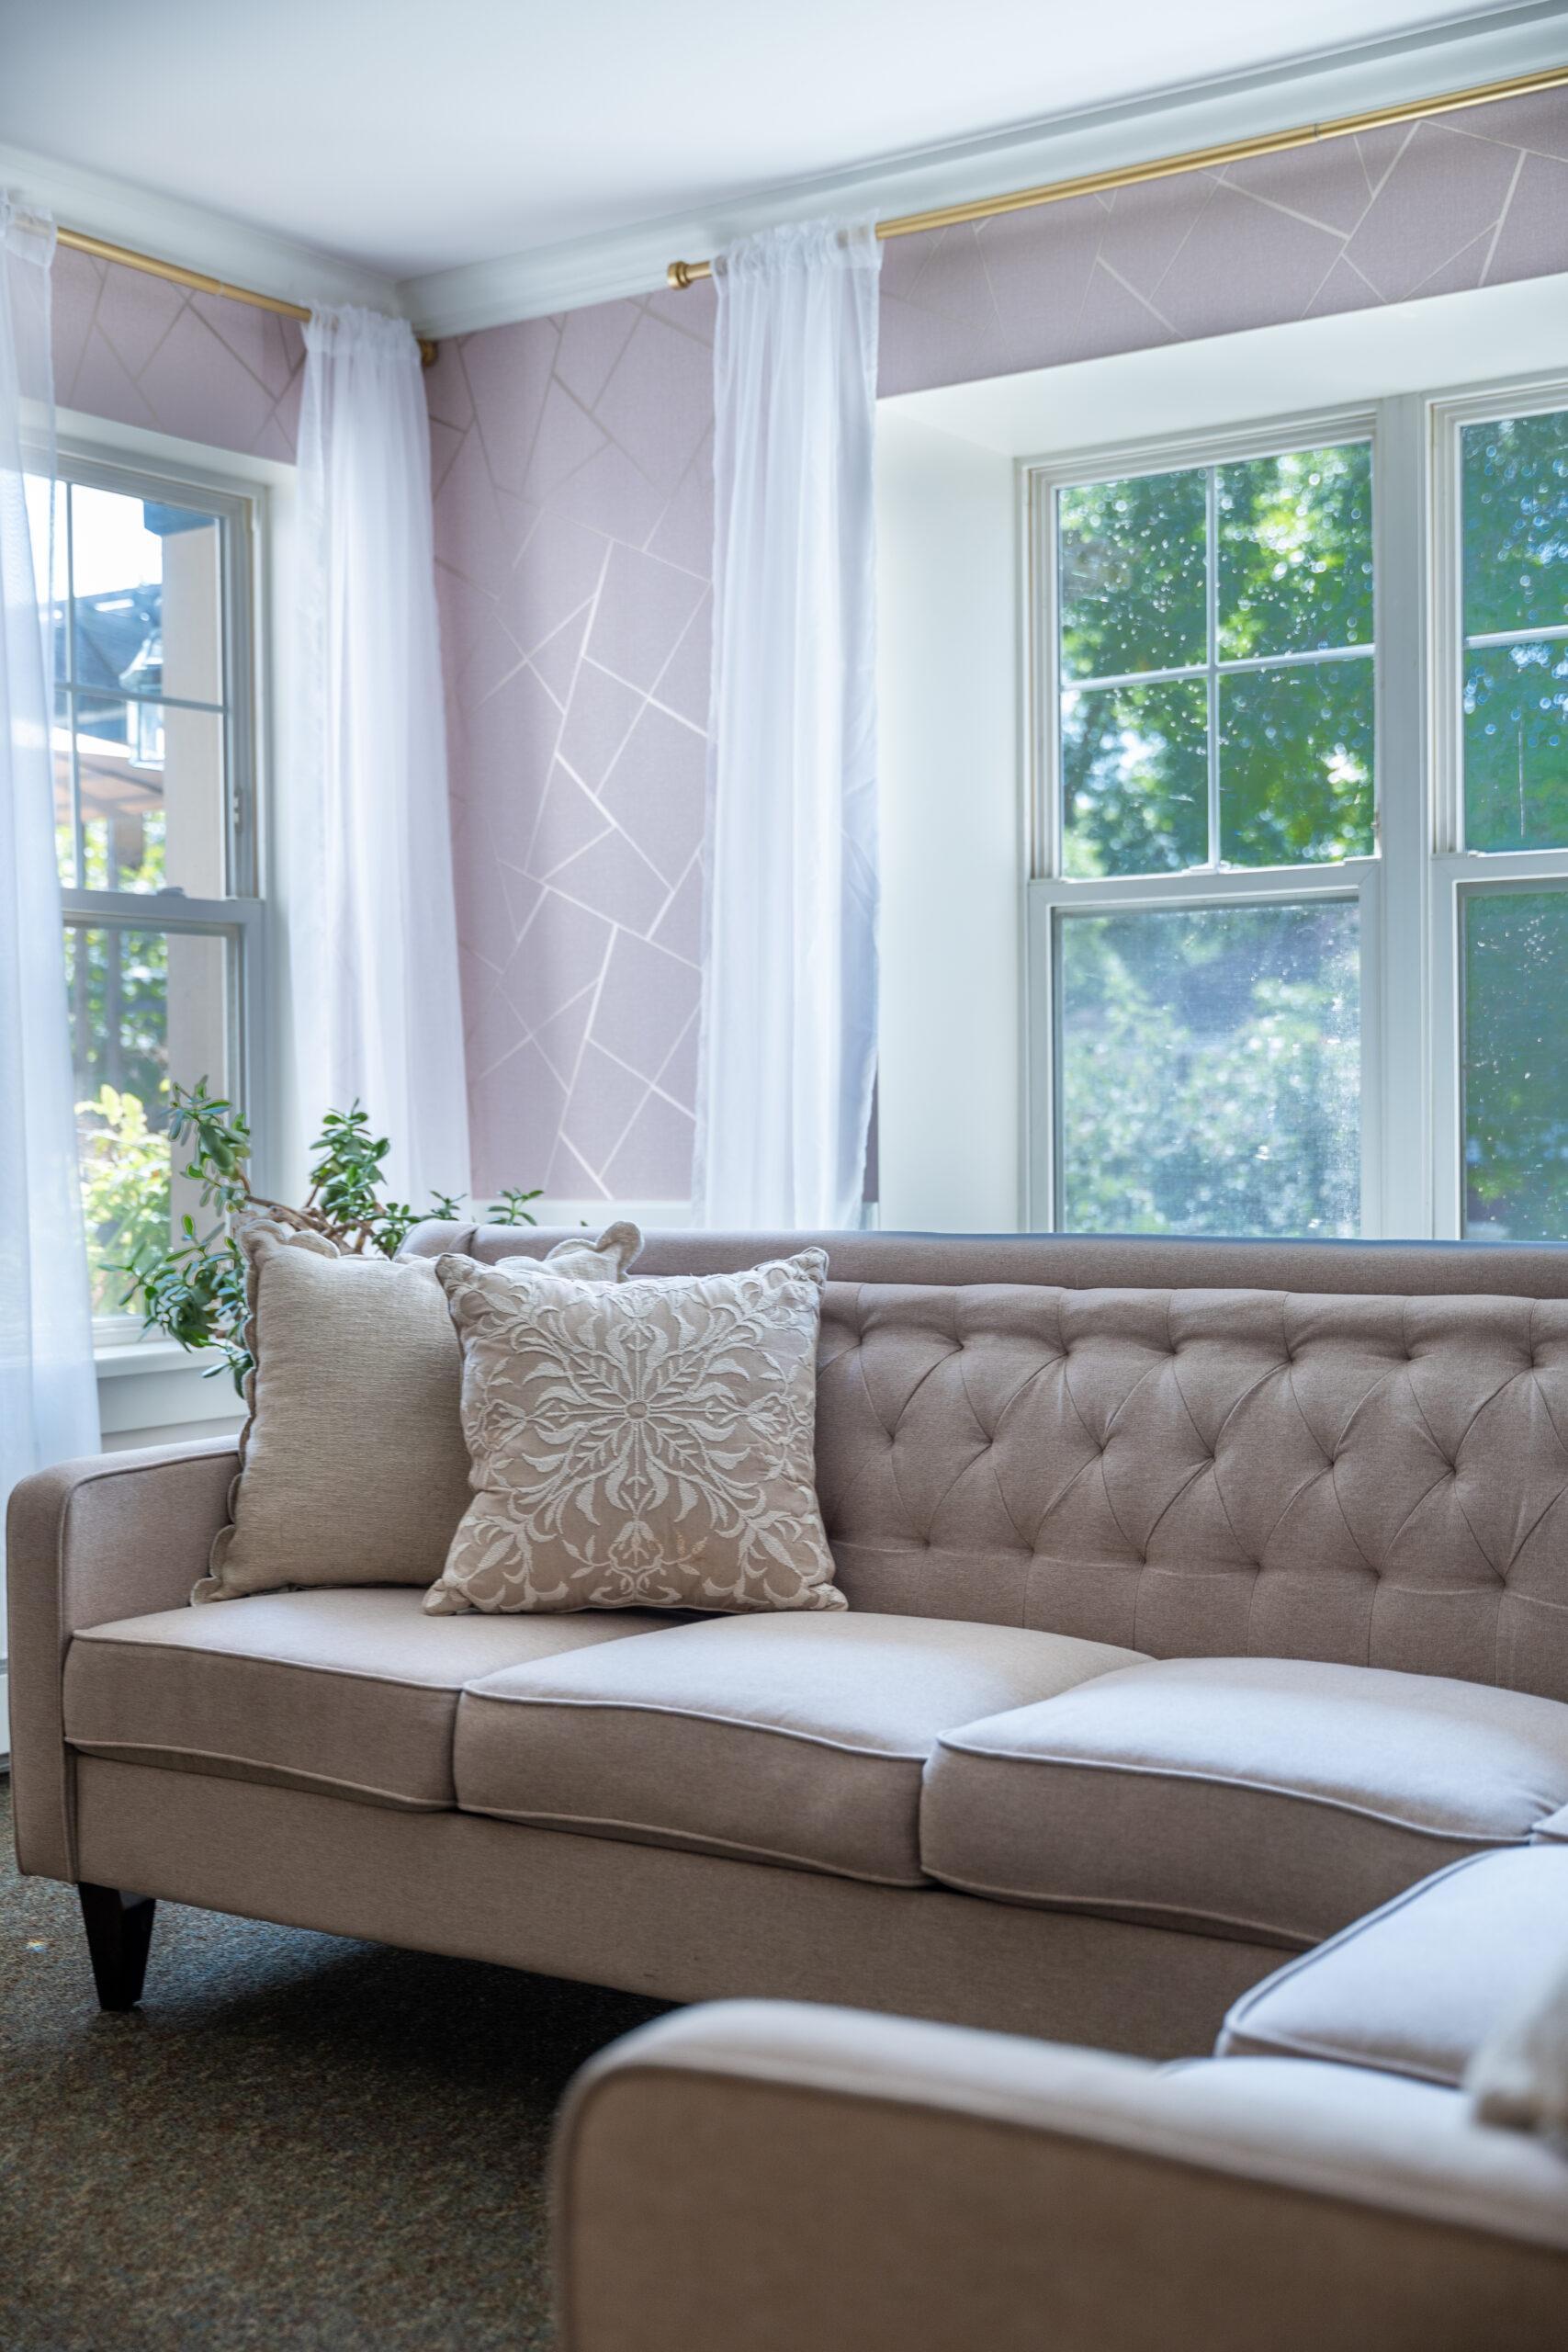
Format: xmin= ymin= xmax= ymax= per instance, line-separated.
xmin=94 ymin=1335 xmax=223 ymax=1378
xmin=93 ymin=1336 xmax=243 ymax=1449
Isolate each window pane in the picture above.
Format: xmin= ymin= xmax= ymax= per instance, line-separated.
xmin=68 ymin=689 xmax=226 ymax=897
xmin=1219 ymin=660 xmax=1375 ymax=866
xmin=1462 ymin=889 xmax=1568 ymax=1241
xmin=1462 ymin=640 xmax=1568 ymax=852
xmin=1461 ymin=411 xmax=1568 ymax=640
xmin=1058 ymin=901 xmax=1360 ymax=1237
xmin=68 ymin=482 xmax=224 ymax=708
xmin=1059 ymin=468 xmax=1207 ymax=681
xmin=1062 ymin=678 xmax=1207 ymax=876
xmin=64 ymin=923 xmax=232 ymax=1316
xmin=1217 ymin=443 xmax=1373 ymax=659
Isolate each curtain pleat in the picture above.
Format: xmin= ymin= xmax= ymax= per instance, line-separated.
xmin=291 ymin=306 xmax=470 ymax=1208
xmin=0 ymin=196 xmax=99 ymax=1625
xmin=694 ymin=219 xmax=881 ymax=1230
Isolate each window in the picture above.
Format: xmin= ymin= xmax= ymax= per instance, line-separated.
xmin=1035 ymin=423 xmax=1375 ymax=1238
xmin=1449 ymin=401 xmax=1568 ymax=1243
xmin=1029 ymin=388 xmax=1568 ymax=1245
xmin=35 ymin=449 xmax=263 ymax=1334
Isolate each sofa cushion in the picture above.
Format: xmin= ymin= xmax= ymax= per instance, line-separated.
xmin=920 ymin=1657 xmax=1568 ymax=1947
xmin=454 ymin=1612 xmax=1146 ymax=1885
xmin=1217 ymin=1849 xmax=1568 ymax=2084
xmin=1531 ymin=1802 xmax=1568 ymax=1845
xmin=65 ymin=1588 xmax=679 ymax=1812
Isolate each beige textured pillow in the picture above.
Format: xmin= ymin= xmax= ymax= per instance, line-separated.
xmin=194 ymin=1220 xmax=642 ymax=1603
xmin=424 ymin=1250 xmax=845 ymax=1617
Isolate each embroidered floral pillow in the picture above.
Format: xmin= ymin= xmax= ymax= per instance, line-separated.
xmin=425 ymin=1250 xmax=844 ymax=1616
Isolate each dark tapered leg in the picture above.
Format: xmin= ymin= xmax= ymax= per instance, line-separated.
xmin=77 ymin=1883 xmax=157 ymax=2011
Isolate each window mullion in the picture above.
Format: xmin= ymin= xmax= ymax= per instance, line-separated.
xmin=63 ymin=483 xmax=84 ymax=889
xmin=1376 ymin=391 xmax=1434 ymax=1239
xmin=1205 ymin=463 xmax=1220 ymax=867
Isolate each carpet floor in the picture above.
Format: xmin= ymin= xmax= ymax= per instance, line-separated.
xmin=0 ymin=1779 xmax=665 ymax=2350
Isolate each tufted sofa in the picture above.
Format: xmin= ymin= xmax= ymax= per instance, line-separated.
xmin=10 ymin=1227 xmax=1568 ymax=2054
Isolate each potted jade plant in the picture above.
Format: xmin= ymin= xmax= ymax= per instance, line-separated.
xmin=123 ymin=1080 xmax=540 ymax=1389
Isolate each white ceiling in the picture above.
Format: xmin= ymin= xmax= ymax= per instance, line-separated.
xmin=0 ymin=0 xmax=1547 ymax=284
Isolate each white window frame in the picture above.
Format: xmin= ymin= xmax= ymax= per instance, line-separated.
xmin=1427 ymin=372 xmax=1568 ymax=1241
xmin=48 ymin=433 xmax=270 ymax=1348
xmin=1023 ymin=371 xmax=1568 ymax=1244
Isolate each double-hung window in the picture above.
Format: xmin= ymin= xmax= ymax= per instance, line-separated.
xmin=1028 ymin=385 xmax=1568 ymax=1245
xmin=36 ymin=447 xmax=264 ymax=1337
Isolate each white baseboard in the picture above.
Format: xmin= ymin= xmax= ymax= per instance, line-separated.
xmin=1 ymin=1665 xmax=9 ymax=1772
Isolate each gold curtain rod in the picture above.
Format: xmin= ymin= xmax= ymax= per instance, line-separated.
xmin=666 ymin=59 xmax=1568 ymax=288
xmin=53 ymin=225 xmax=438 ymax=365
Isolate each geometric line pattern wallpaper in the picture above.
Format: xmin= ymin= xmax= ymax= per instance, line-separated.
xmin=52 ymin=243 xmax=306 ymax=458
xmin=427 ymin=285 xmax=716 ymax=1203
xmin=879 ymin=89 xmax=1568 ymax=393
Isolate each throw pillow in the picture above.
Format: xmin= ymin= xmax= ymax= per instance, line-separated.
xmin=193 ymin=1220 xmax=643 ymax=1603
xmin=423 ymin=1250 xmax=845 ymax=1616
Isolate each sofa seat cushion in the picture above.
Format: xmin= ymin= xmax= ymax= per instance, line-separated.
xmin=64 ymin=1588 xmax=681 ymax=1812
xmin=920 ymin=1657 xmax=1568 ymax=1948
xmin=1216 ymin=1849 xmax=1568 ymax=2085
xmin=454 ymin=1612 xmax=1146 ymax=1886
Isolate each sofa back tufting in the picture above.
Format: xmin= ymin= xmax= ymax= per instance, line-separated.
xmin=404 ymin=1227 xmax=1568 ymax=1698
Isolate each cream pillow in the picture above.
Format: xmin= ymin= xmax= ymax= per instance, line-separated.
xmin=424 ymin=1250 xmax=845 ymax=1617
xmin=194 ymin=1220 xmax=642 ymax=1603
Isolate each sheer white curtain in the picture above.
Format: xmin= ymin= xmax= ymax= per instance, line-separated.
xmin=693 ymin=218 xmax=882 ymax=1231
xmin=0 ymin=199 xmax=98 ymax=1603
xmin=291 ymin=306 xmax=469 ymax=1208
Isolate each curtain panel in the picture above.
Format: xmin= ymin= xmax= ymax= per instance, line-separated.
xmin=0 ymin=198 xmax=98 ymax=1615
xmin=694 ymin=218 xmax=882 ymax=1230
xmin=291 ymin=305 xmax=470 ymax=1207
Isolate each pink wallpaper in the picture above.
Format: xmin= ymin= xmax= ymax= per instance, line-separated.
xmin=436 ymin=85 xmax=1568 ymax=1205
xmin=879 ymin=87 xmax=1568 ymax=394
xmin=429 ymin=290 xmax=715 ymax=1200
xmin=51 ymin=243 xmax=305 ymax=458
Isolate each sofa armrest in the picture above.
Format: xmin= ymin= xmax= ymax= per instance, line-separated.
xmin=553 ymin=2002 xmax=1568 ymax=2352
xmin=6 ymin=1440 xmax=240 ymax=1883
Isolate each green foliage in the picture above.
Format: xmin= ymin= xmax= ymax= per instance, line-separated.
xmin=1058 ymin=444 xmax=1375 ymax=880
xmin=76 ymin=1085 xmax=170 ymax=1313
xmin=122 ymin=1079 xmax=540 ymax=1388
xmin=1463 ymin=892 xmax=1568 ymax=1241
xmin=488 ymin=1184 xmax=545 ymax=1227
xmin=1060 ymin=908 xmax=1360 ymax=1239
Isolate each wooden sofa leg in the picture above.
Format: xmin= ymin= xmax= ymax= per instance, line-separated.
xmin=78 ymin=1883 xmax=157 ymax=2011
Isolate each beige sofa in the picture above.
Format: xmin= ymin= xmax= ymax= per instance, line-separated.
xmin=10 ymin=1228 xmax=1568 ymax=2056
xmin=553 ymin=1848 xmax=1568 ymax=2351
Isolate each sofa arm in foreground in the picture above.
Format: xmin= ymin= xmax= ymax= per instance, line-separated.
xmin=6 ymin=1440 xmax=240 ymax=1883
xmin=552 ymin=2001 xmax=1568 ymax=2352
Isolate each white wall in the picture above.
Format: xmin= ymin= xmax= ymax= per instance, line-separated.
xmin=875 ymin=407 xmax=1022 ymax=1231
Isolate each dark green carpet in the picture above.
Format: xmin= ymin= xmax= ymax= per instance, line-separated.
xmin=0 ymin=1779 xmax=664 ymax=2350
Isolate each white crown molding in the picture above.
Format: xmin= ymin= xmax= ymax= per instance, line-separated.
xmin=400 ymin=2 xmax=1568 ymax=337
xmin=0 ymin=135 xmax=402 ymax=317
